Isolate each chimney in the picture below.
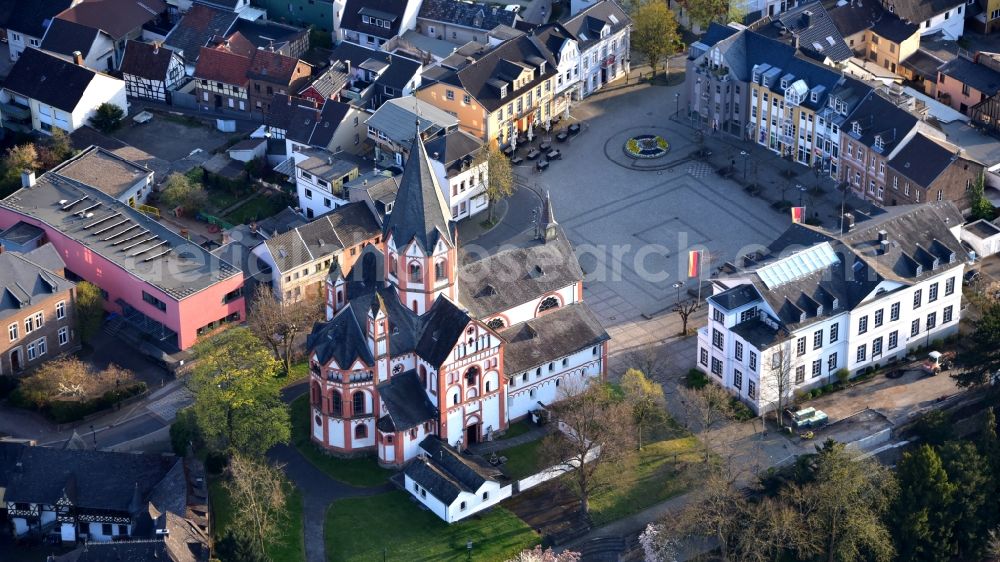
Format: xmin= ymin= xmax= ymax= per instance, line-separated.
xmin=153 ymin=42 xmax=159 ymax=55
xmin=345 ymin=59 xmax=351 ymax=74
xmin=72 ymin=51 xmax=83 ymax=65
xmin=878 ymin=240 xmax=889 ymax=255
xmin=843 ymin=212 xmax=855 ymax=231
xmin=801 ymin=10 xmax=811 ymax=27
xmin=21 ymin=169 xmax=35 ymax=188
xmin=877 ymin=229 xmax=888 ymax=243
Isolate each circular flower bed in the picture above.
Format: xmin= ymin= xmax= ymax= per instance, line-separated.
xmin=625 ymin=134 xmax=670 ymax=159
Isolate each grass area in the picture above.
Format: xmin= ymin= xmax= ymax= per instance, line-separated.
xmin=496 ymin=439 xmax=544 ymax=480
xmin=209 ymin=476 xmax=305 ymax=562
xmin=587 ymin=429 xmax=701 ymax=526
xmin=498 ymin=419 xmax=535 ymax=440
xmin=290 ymin=394 xmax=394 ymax=487
xmin=223 ymin=191 xmax=289 ymax=224
xmin=325 ymin=491 xmax=538 ymax=562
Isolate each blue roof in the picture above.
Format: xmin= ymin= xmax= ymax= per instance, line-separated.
xmin=700 ymin=23 xmax=738 ymax=48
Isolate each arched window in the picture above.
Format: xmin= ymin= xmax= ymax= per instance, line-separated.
xmin=354 ymin=424 xmax=367 ymax=439
xmin=485 ymin=380 xmax=492 ymax=392
xmin=352 ymin=391 xmax=365 ymax=415
xmin=486 ymin=318 xmax=505 ymax=330
xmin=409 ymin=262 xmax=422 ymax=283
xmin=452 ymin=391 xmax=460 ymax=405
xmin=389 ymin=254 xmax=397 ymax=276
xmin=538 ymin=296 xmax=560 ymax=313
xmin=465 ymin=366 xmax=480 ymax=386
xmin=331 ymin=391 xmax=342 ymax=416
xmin=419 ymin=365 xmax=427 ymax=388
xmin=435 ymin=260 xmax=447 ymax=280
xmin=466 ymin=387 xmax=478 ymax=400
xmin=336 ymin=290 xmax=343 ymax=304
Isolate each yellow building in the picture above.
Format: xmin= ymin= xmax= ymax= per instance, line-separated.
xmin=416 ymin=36 xmax=556 ymax=146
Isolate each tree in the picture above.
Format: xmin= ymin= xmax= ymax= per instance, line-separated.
xmin=785 ymin=441 xmax=897 ymax=562
xmin=632 ymin=2 xmax=680 ymax=76
xmin=669 ymin=468 xmax=748 ymax=561
xmin=954 ymin=300 xmax=1000 ymax=387
xmin=762 ymin=343 xmax=793 ymax=428
xmin=971 ymin=172 xmax=995 ymax=221
xmin=224 ymin=454 xmax=288 ymax=558
xmin=18 ymin=357 xmax=135 ymax=407
xmin=914 ymin=409 xmax=953 ymax=446
xmin=188 ymin=328 xmax=290 ymax=457
xmin=246 ymin=284 xmax=323 ymax=375
xmin=75 ymin=280 xmax=105 ymax=342
xmin=983 ymin=407 xmax=999 ymax=470
xmin=160 ymin=172 xmax=208 ymax=213
xmin=215 ymin=527 xmax=269 ymax=562
xmin=673 ymin=299 xmax=699 ymax=335
xmin=49 ymin=128 xmax=73 ymax=161
xmin=506 ymin=546 xmax=581 ymax=562
xmin=938 ymin=441 xmax=994 ymax=560
xmin=4 ymin=143 xmax=39 ymax=180
xmin=541 ymin=382 xmax=635 ymax=514
xmin=678 ymin=383 xmax=733 ymax=462
xmin=89 ymin=103 xmax=125 ymax=133
xmin=481 ymin=145 xmax=514 ymax=222
xmin=639 ymin=523 xmax=680 ymax=562
xmin=892 ymin=444 xmax=955 ymax=562
xmin=681 ymin=0 xmax=729 ymax=30
xmin=621 ymin=368 xmax=666 ymax=449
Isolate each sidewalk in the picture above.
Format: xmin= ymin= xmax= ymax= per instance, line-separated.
xmin=470 ymin=425 xmax=549 ymax=455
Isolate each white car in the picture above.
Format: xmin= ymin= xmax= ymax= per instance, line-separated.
xmin=505 ymin=4 xmax=521 ymax=12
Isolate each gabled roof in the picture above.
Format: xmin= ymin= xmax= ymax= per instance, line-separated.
xmin=0 ymin=244 xmax=73 ymax=321
xmin=844 ymin=90 xmax=919 ymax=151
xmin=262 ymin=201 xmax=380 ymax=273
xmin=329 ymin=42 xmax=422 ymax=91
xmin=164 ymin=3 xmax=239 ymax=62
xmin=886 ymin=0 xmax=963 ymax=24
xmin=308 ymin=101 xmax=354 ymax=148
xmin=418 ymin=0 xmax=518 ymax=30
xmin=939 ymin=56 xmax=1000 ymax=97
xmin=499 ymin=303 xmax=609 ymax=374
xmin=425 ymin=130 xmax=484 ymax=173
xmin=341 ymin=0 xmax=407 ymax=39
xmin=231 ymin=18 xmax=308 ymax=53
xmin=887 ymin=133 xmax=958 ymax=188
xmin=307 ymin=302 xmax=375 ymax=367
xmin=5 ymin=0 xmax=74 ymax=37
xmin=300 ymin=66 xmax=350 ymax=100
xmin=871 ymin=12 xmax=919 ymax=43
xmin=55 ymin=0 xmax=167 ymax=40
xmin=366 ymin=97 xmax=459 ymax=148
xmin=193 ymin=46 xmax=251 ymax=86
xmin=247 ymin=48 xmax=303 ymax=85
xmin=383 ymin=134 xmax=454 ymax=251
xmin=39 ymin=18 xmax=106 ymax=60
xmin=415 ymin=296 xmax=474 ymax=365
xmin=404 ymin=436 xmax=505 ymax=503
xmin=376 ymin=370 xmax=438 ymax=431
xmin=767 ymin=1 xmax=853 ymax=62
xmin=2 ymin=48 xmax=100 ymax=113
xmin=559 ymin=0 xmax=631 ymax=50
xmin=121 ymin=40 xmax=177 ymax=80
xmin=698 ymin=22 xmax=739 ymax=49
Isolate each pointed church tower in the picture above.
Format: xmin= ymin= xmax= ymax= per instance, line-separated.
xmin=383 ymin=126 xmax=458 ymax=315
xmin=540 ymin=190 xmax=558 ymax=242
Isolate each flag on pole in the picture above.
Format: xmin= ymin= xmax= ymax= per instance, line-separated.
xmin=688 ymin=250 xmax=702 ymax=278
xmin=791 ymin=206 xmax=805 ymax=223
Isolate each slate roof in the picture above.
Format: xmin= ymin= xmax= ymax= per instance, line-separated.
xmin=740 ymin=32 xmax=842 ymax=110
xmin=231 ymin=18 xmax=308 ymax=53
xmin=425 ymin=130 xmax=484 ymax=175
xmin=309 ymin=101 xmax=354 ymax=148
xmin=901 ymin=48 xmax=949 ymax=78
xmin=5 ymin=0 xmax=74 ymax=37
xmin=39 ymin=18 xmax=104 ymax=59
xmin=871 ymin=12 xmax=919 ymax=43
xmin=418 ymin=0 xmax=517 ymax=30
xmin=383 ymin=134 xmax=454 ymax=251
xmin=341 ymin=0 xmax=407 ymax=39
xmin=459 ymin=229 xmax=584 ymax=319
xmin=414 ymin=296 xmax=474 ymax=365
xmin=939 ymin=56 xmax=1000 ymax=96
xmin=827 ymin=0 xmax=890 ymax=38
xmin=759 ymin=1 xmax=853 ymax=62
xmin=3 ymin=48 xmax=99 ymax=113
xmin=55 ymin=0 xmax=167 ymax=40
xmin=262 ymin=201 xmax=380 ymax=273
xmin=366 ymin=97 xmax=459 ymax=148
xmin=499 ymin=303 xmax=608 ymax=374
xmin=329 ymin=42 xmax=422 ymax=92
xmin=887 ymin=133 xmax=958 ymax=188
xmin=404 ymin=436 xmax=505 ymax=503
xmin=0 ymin=244 xmax=73 ymax=321
xmin=376 ymin=370 xmax=438 ymax=431
xmin=698 ymin=22 xmax=739 ymax=49
xmin=194 ymin=46 xmax=251 ymax=86
xmin=307 ymin=301 xmax=376 ymax=367
xmin=121 ymin=40 xmax=176 ymax=80
xmin=52 ymin=146 xmax=151 ymax=199
xmin=887 ymin=0 xmax=963 ymax=24
xmin=844 ymin=90 xmax=919 ymax=151
xmin=559 ymin=0 xmax=631 ymax=51
xmin=301 ymin=66 xmax=350 ymax=100
xmin=709 ymin=284 xmax=762 ymax=311
xmin=164 ymin=3 xmax=239 ymax=62
xmin=3 ymin=446 xmax=178 ymax=512
xmin=346 ymin=171 xmax=400 ymax=218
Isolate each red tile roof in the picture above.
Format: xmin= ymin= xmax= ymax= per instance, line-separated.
xmin=247 ymin=49 xmax=302 ymax=85
xmin=55 ymin=0 xmax=166 ymax=40
xmin=193 ymin=46 xmax=251 ymax=86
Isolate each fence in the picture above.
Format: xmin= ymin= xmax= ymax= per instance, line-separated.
xmin=515 ymin=445 xmax=601 ymax=493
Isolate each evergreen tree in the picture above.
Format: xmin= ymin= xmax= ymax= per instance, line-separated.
xmin=955 ymin=302 xmax=1000 ymax=387
xmin=215 ymin=527 xmax=268 ymax=562
xmin=939 ymin=441 xmax=993 ymax=559
xmin=893 ymin=444 xmax=956 ymax=562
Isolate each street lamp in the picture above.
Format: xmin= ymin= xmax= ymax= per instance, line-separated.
xmin=89 ymin=424 xmax=96 ymax=447
xmin=672 ymin=281 xmax=684 ymax=305
xmin=740 ymin=150 xmax=749 ymax=181
xmin=674 ymin=92 xmax=680 ymax=118
xmin=466 ymin=540 xmax=473 ymax=560
xmin=798 ymin=184 xmax=806 ymax=207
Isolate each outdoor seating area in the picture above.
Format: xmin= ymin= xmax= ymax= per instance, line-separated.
xmin=503 ymin=118 xmax=582 ymax=173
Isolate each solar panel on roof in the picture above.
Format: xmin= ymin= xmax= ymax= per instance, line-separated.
xmin=83 ymin=212 xmax=121 ymax=229
xmin=112 ymin=229 xmax=149 ymax=245
xmin=92 ymin=218 xmax=130 ymax=235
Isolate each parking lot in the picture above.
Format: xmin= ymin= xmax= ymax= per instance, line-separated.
xmin=113 ymin=110 xmax=236 ymax=162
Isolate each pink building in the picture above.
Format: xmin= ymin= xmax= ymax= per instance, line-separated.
xmin=0 ymin=171 xmax=245 ymax=351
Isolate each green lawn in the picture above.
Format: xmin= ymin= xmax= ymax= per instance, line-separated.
xmin=290 ymin=394 xmax=394 ymax=487
xmin=224 ymin=192 xmax=289 ymax=224
xmin=497 ymin=419 xmax=534 ymax=440
xmin=495 ymin=439 xmax=544 ymax=480
xmin=587 ymin=434 xmax=701 ymax=525
xmin=325 ymin=491 xmax=538 ymax=562
xmin=209 ymin=476 xmax=305 ymax=562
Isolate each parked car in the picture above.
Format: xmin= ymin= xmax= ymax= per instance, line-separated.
xmin=964 ymin=270 xmax=981 ymax=285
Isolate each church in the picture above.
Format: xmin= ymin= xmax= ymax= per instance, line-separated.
xmin=305 ymin=132 xmax=609 ymax=468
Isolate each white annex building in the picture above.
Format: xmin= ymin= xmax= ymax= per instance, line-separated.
xmin=697 ymin=202 xmax=966 ymax=414
xmin=305 ymin=132 xmax=609 ymax=521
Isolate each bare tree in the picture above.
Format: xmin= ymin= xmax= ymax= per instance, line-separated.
xmin=621 ymin=368 xmax=667 ymax=449
xmin=542 ymin=382 xmax=636 ymax=515
xmin=674 ymin=299 xmax=699 ymax=336
xmin=225 ymin=454 xmax=288 ymax=558
xmin=627 ymin=342 xmax=667 ymax=381
xmin=667 ymin=468 xmax=748 ymax=561
xmin=678 ymin=383 xmax=733 ymax=462
xmin=246 ymin=284 xmax=323 ymax=375
xmin=762 ymin=342 xmax=794 ymax=429
xmin=506 ymin=546 xmax=581 ymax=562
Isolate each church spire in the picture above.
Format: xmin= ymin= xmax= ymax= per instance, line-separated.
xmin=382 ymin=126 xmax=454 ymax=252
xmin=540 ymin=190 xmax=558 ymax=242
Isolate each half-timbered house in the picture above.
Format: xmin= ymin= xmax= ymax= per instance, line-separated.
xmin=120 ymin=40 xmax=185 ymax=102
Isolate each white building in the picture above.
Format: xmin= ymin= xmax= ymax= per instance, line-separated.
xmin=286 ymin=148 xmax=360 ymax=219
xmin=697 ymin=202 xmax=966 ymax=414
xmin=559 ymin=1 xmax=631 ymax=99
xmin=0 ymin=48 xmax=128 ymax=135
xmin=119 ymin=40 xmax=186 ymax=102
xmin=888 ymin=0 xmax=965 ymax=40
xmin=426 ymin=130 xmax=489 ymax=221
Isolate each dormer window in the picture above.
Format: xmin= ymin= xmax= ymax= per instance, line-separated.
xmin=874 ymin=135 xmax=884 ymax=151
xmin=852 ymin=121 xmax=861 ymax=134
xmin=810 ymin=90 xmax=819 ymax=102
xmin=500 ymin=85 xmax=508 ymax=98
xmin=780 ymin=78 xmax=788 ymax=89
xmin=752 ymin=68 xmax=760 ymax=83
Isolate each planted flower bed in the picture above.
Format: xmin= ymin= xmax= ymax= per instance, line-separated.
xmin=625 ymin=134 xmax=670 ymax=159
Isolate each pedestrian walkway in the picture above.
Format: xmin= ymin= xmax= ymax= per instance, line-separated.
xmin=469 ymin=425 xmax=549 ymax=455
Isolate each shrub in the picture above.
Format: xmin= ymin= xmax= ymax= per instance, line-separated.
xmin=821 ymin=384 xmax=834 ymax=394
xmin=835 ymin=368 xmax=850 ymax=385
xmin=89 ymin=103 xmax=125 ymax=133
xmin=929 ymin=338 xmax=943 ymax=349
xmin=171 ymin=408 xmax=198 ymax=456
xmin=685 ymin=368 xmax=709 ymax=389
xmin=914 ymin=410 xmax=952 ymax=445
xmin=729 ymin=398 xmax=756 ymax=421
xmin=45 ymin=382 xmax=146 ymax=424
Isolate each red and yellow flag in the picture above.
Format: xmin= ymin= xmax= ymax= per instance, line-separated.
xmin=688 ymin=250 xmax=702 ymax=278
xmin=791 ymin=206 xmax=805 ymax=223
